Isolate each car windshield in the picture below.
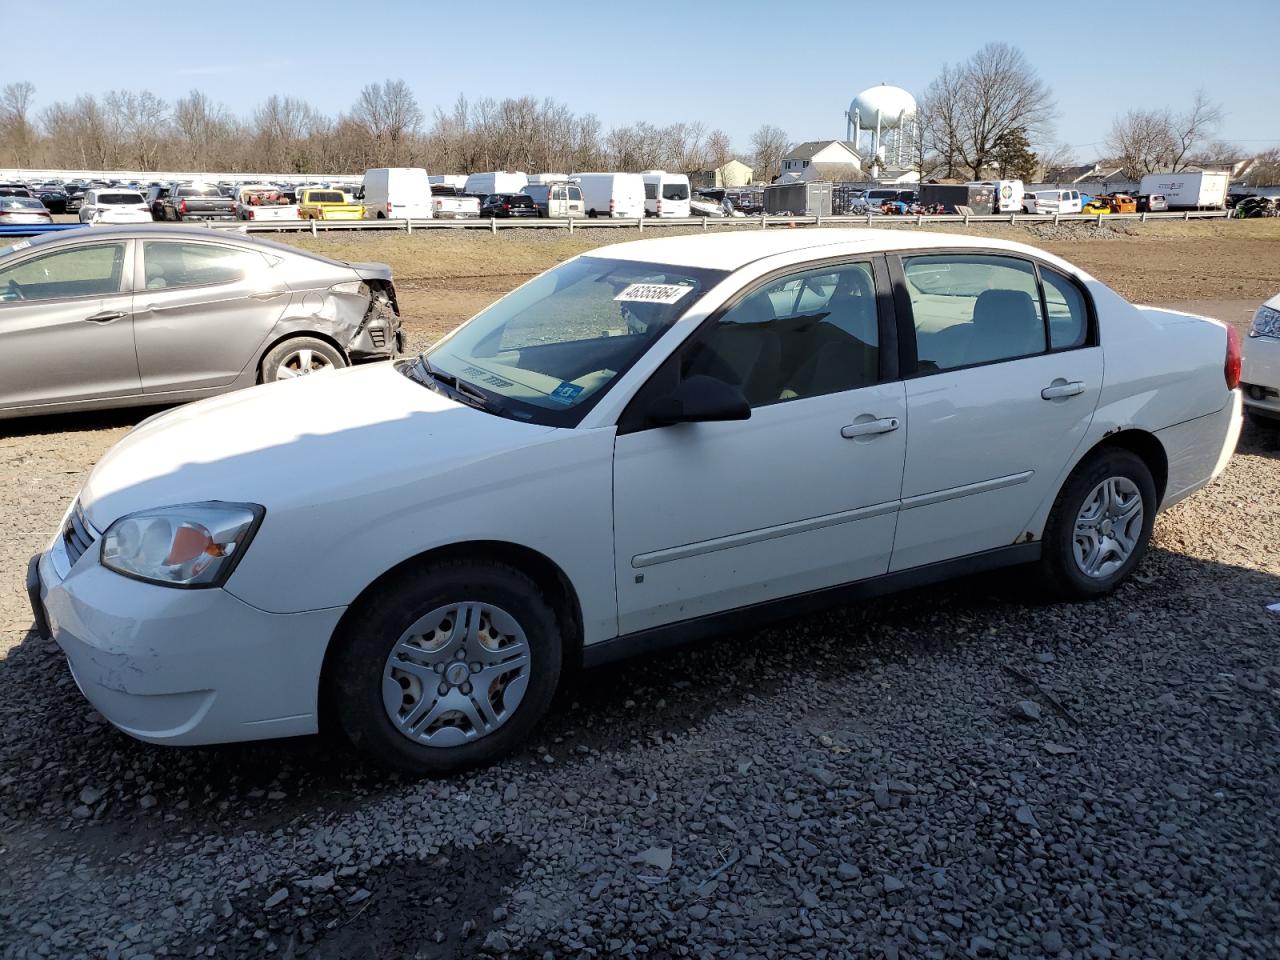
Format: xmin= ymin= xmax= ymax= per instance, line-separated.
xmin=308 ymin=191 xmax=345 ymax=203
xmin=419 ymin=256 xmax=726 ymax=425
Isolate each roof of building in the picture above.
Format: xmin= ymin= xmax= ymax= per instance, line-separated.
xmin=784 ymin=140 xmax=862 ymax=162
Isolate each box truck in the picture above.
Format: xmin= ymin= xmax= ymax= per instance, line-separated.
xmin=361 ymin=168 xmax=433 ymax=219
xmin=918 ymin=183 xmax=995 ymax=215
xmin=463 ymin=171 xmax=529 ymax=197
xmin=570 ymin=173 xmax=646 ymax=218
xmin=1138 ymin=171 xmax=1229 ymax=209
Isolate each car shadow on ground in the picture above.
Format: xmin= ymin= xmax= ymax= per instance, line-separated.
xmin=0 ymin=404 xmax=170 ymax=439
xmin=1240 ymin=416 xmax=1280 ymax=457
xmin=2 ymin=537 xmax=1275 ymax=863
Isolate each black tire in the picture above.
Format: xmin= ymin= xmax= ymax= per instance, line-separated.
xmin=329 ymin=559 xmax=562 ymax=775
xmin=259 ymin=336 xmax=347 ymax=383
xmin=1035 ymin=447 xmax=1157 ymax=600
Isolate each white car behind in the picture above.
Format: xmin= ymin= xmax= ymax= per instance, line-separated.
xmin=29 ymin=229 xmax=1242 ymax=774
xmin=1241 ymin=292 xmax=1280 ymax=428
xmin=79 ymin=189 xmax=152 ymax=225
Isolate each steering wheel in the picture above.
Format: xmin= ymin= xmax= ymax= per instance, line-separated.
xmin=5 ymin=279 xmax=24 ymax=301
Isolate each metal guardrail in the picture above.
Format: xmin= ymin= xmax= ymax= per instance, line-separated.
xmin=0 ymin=209 xmax=1235 ymax=240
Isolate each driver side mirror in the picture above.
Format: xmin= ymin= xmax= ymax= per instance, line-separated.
xmin=647 ymin=375 xmax=751 ymax=426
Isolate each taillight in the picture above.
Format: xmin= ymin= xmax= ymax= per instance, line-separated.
xmin=609 ymin=199 xmax=615 ymax=215
xmin=1225 ymin=325 xmax=1242 ymax=390
xmin=246 ymin=209 xmax=255 ymax=220
xmin=386 ymin=202 xmax=392 ymax=214
xmin=657 ymin=200 xmax=663 ymax=214
xmin=179 ymin=199 xmax=188 ymax=214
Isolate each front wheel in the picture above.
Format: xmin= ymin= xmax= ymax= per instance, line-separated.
xmin=329 ymin=560 xmax=563 ymax=774
xmin=260 ymin=336 xmax=346 ymax=383
xmin=1035 ymin=448 xmax=1156 ymax=599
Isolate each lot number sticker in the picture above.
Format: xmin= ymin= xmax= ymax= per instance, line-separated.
xmin=614 ymin=283 xmax=694 ymax=305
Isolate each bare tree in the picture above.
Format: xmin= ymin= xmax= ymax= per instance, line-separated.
xmin=104 ymin=90 xmax=168 ymax=169
xmin=1035 ymin=141 xmax=1078 ymax=181
xmin=705 ymin=129 xmax=733 ymax=172
xmin=1106 ymin=90 xmax=1223 ymax=178
xmin=351 ymin=79 xmax=424 ymax=167
xmin=1242 ymin=147 xmax=1280 ymax=186
xmin=922 ymin=44 xmax=1055 ymax=179
xmin=0 ymin=82 xmax=38 ymax=166
xmin=750 ymin=124 xmax=790 ymax=183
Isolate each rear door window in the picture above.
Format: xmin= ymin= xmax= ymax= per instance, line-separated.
xmin=662 ymin=183 xmax=689 ymax=201
xmin=1041 ymin=268 xmax=1088 ymax=349
xmin=0 ymin=243 xmax=127 ymax=302
xmin=142 ymin=241 xmax=264 ymax=290
xmin=903 ymin=254 xmax=1046 ymax=371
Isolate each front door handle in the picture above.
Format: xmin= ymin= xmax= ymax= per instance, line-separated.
xmin=84 ymin=311 xmax=127 ymax=324
xmin=841 ymin=416 xmax=900 ymax=439
xmin=250 ymin=288 xmax=285 ymax=300
xmin=1041 ymin=380 xmax=1085 ymax=400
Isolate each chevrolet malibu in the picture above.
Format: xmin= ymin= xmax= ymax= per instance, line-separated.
xmin=28 ymin=230 xmax=1243 ymax=774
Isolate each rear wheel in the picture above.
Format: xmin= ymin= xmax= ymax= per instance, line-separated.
xmin=1035 ymin=448 xmax=1156 ymax=599
xmin=260 ymin=336 xmax=346 ymax=383
xmin=329 ymin=559 xmax=562 ymax=774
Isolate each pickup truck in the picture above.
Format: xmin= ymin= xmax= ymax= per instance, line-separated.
xmin=235 ymin=185 xmax=300 ymax=222
xmin=429 ymin=185 xmax=480 ymax=219
xmin=297 ymin=189 xmax=364 ymax=220
xmin=161 ymin=184 xmax=238 ymax=222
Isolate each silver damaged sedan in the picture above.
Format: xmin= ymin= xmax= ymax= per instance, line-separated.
xmin=0 ymin=226 xmax=402 ymax=420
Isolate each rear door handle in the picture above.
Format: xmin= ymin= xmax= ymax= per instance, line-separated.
xmin=250 ymin=288 xmax=286 ymax=300
xmin=84 ymin=311 xmax=127 ymax=324
xmin=841 ymin=416 xmax=900 ymax=439
xmin=1041 ymin=380 xmax=1085 ymax=400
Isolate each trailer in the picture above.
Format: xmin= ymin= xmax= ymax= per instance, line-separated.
xmin=918 ymin=183 xmax=995 ymax=215
xmin=763 ymin=181 xmax=832 ymax=217
xmin=1138 ymin=171 xmax=1229 ymax=209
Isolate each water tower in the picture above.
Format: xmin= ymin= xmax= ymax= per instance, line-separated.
xmin=846 ymin=84 xmax=918 ymax=171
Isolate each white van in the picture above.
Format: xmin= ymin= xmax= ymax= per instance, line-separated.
xmin=463 ymin=171 xmax=529 ymax=197
xmin=571 ymin=172 xmax=647 ymax=218
xmin=429 ymin=174 xmax=468 ymax=191
xmin=526 ymin=173 xmax=569 ymax=186
xmin=641 ymin=171 xmax=692 ymax=218
xmin=1028 ymin=189 xmax=1082 ymax=215
xmin=971 ymin=179 xmax=1024 ymax=214
xmin=362 ymin=167 xmax=433 ymax=220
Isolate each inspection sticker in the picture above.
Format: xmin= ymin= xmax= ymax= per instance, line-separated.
xmin=548 ymin=382 xmax=584 ymax=405
xmin=9 ymin=240 xmax=31 ymax=252
xmin=614 ymin=283 xmax=693 ymax=305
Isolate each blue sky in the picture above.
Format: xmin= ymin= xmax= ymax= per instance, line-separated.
xmin=5 ymin=0 xmax=1278 ymax=159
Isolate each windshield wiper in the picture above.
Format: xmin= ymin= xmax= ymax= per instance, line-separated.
xmin=409 ymin=356 xmax=514 ymax=419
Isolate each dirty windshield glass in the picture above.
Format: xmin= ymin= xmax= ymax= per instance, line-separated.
xmin=421 ymin=256 xmax=725 ymax=425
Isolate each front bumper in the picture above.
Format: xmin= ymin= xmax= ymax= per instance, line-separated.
xmin=31 ymin=537 xmax=345 ymax=745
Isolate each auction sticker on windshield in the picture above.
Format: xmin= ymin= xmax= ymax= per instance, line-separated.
xmin=614 ymin=283 xmax=694 ymax=305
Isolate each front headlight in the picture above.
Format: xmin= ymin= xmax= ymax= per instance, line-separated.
xmin=1249 ymin=304 xmax=1280 ymax=339
xmin=101 ymin=502 xmax=264 ymax=588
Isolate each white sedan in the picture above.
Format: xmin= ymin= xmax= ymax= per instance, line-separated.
xmin=1241 ymin=292 xmax=1280 ymax=428
xmin=28 ymin=230 xmax=1243 ymax=773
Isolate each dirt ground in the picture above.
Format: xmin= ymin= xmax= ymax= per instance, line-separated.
xmin=2 ymin=220 xmax=1278 ymax=650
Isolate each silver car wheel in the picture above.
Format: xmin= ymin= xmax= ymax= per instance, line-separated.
xmin=275 ymin=347 xmax=333 ymax=379
xmin=1072 ymin=476 xmax=1144 ymax=579
xmin=381 ymin=602 xmax=532 ymax=749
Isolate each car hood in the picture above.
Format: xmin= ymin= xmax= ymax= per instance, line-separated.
xmin=80 ymin=363 xmax=556 ymax=530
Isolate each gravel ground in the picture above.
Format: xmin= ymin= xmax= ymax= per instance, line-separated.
xmin=0 ymin=228 xmax=1278 ymax=959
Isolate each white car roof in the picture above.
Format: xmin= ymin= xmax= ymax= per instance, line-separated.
xmin=589 ymin=228 xmax=1088 ymax=276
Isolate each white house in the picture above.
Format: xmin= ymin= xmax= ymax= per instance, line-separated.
xmin=780 ymin=141 xmax=863 ymax=180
